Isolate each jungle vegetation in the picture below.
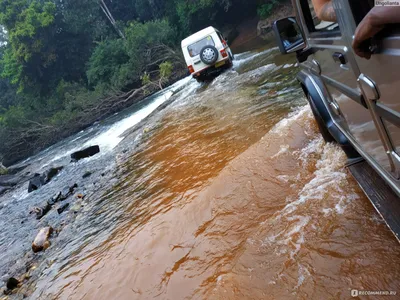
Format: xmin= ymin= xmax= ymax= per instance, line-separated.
xmin=0 ymin=0 xmax=279 ymax=165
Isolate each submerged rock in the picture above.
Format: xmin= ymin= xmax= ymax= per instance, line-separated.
xmin=30 ymin=202 xmax=52 ymax=220
xmin=42 ymin=167 xmax=64 ymax=183
xmin=28 ymin=167 xmax=64 ymax=193
xmin=50 ymin=183 xmax=78 ymax=203
xmin=82 ymin=171 xmax=92 ymax=179
xmin=30 ymin=183 xmax=79 ymax=218
xmin=0 ymin=163 xmax=7 ymax=176
xmin=32 ymin=227 xmax=53 ymax=253
xmin=71 ymin=146 xmax=100 ymax=162
xmin=57 ymin=203 xmax=70 ymax=214
xmin=27 ymin=174 xmax=44 ymax=193
xmin=6 ymin=277 xmax=20 ymax=290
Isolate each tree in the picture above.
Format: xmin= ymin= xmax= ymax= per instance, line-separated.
xmin=0 ymin=0 xmax=57 ymax=94
xmin=99 ymin=0 xmax=125 ymax=39
xmin=0 ymin=0 xmax=268 ymax=166
xmin=141 ymin=61 xmax=173 ymax=90
xmin=87 ymin=19 xmax=180 ymax=90
xmin=86 ymin=38 xmax=131 ymax=89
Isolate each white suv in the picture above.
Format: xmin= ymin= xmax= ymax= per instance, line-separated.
xmin=181 ymin=26 xmax=234 ymax=82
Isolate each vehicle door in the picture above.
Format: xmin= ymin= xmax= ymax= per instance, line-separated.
xmin=296 ymin=0 xmax=393 ymax=173
xmin=347 ymin=0 xmax=400 ymax=179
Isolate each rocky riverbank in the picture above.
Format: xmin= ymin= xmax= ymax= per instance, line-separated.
xmin=0 ymin=77 xmax=194 ymax=299
xmin=227 ymin=2 xmax=294 ymax=53
xmin=257 ymin=1 xmax=294 ymax=40
xmin=0 ymin=147 xmax=118 ymax=298
xmin=0 ymin=67 xmax=188 ymax=169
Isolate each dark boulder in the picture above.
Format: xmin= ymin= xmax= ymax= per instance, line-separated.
xmin=28 ymin=167 xmax=63 ymax=193
xmin=30 ymin=182 xmax=78 ymax=219
xmin=82 ymin=171 xmax=92 ymax=179
xmin=6 ymin=277 xmax=20 ymax=290
xmin=71 ymin=146 xmax=100 ymax=162
xmin=49 ymin=183 xmax=78 ymax=204
xmin=57 ymin=203 xmax=70 ymax=214
xmin=30 ymin=202 xmax=52 ymax=220
xmin=28 ymin=174 xmax=45 ymax=193
xmin=42 ymin=166 xmax=64 ymax=183
xmin=59 ymin=184 xmax=78 ymax=201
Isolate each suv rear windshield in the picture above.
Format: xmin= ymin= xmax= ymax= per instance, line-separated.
xmin=188 ymin=36 xmax=215 ymax=57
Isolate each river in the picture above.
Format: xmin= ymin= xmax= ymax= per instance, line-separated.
xmin=1 ymin=45 xmax=399 ymax=300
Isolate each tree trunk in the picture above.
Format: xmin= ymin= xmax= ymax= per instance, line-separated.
xmin=99 ymin=0 xmax=125 ymax=39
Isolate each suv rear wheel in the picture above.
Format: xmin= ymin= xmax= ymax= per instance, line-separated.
xmin=200 ymin=45 xmax=219 ymax=65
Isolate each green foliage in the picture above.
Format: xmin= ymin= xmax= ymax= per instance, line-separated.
xmin=88 ymin=19 xmax=176 ymax=89
xmin=125 ymin=19 xmax=176 ymax=56
xmin=0 ymin=165 xmax=7 ymax=175
xmin=125 ymin=19 xmax=175 ymax=72
xmin=87 ymin=39 xmax=130 ymax=89
xmin=159 ymin=61 xmax=173 ymax=80
xmin=0 ymin=0 xmax=57 ymax=93
xmin=141 ymin=72 xmax=151 ymax=86
xmin=257 ymin=0 xmax=279 ymax=19
xmin=0 ymin=0 xmax=270 ymax=165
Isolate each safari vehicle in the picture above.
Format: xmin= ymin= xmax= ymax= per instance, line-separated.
xmin=273 ymin=0 xmax=400 ymax=241
xmin=181 ymin=26 xmax=234 ymax=82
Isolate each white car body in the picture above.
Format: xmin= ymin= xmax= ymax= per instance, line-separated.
xmin=181 ymin=26 xmax=233 ymax=81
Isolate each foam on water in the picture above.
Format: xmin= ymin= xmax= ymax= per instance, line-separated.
xmin=271 ymin=144 xmax=290 ymax=158
xmin=233 ymin=47 xmax=278 ymax=67
xmin=262 ymin=110 xmax=353 ymax=260
xmin=85 ymin=90 xmax=175 ymax=151
xmin=271 ymin=105 xmax=312 ymax=136
xmin=39 ymin=76 xmax=194 ymax=167
xmin=282 ymin=142 xmax=348 ymax=216
xmin=295 ymin=263 xmax=311 ymax=290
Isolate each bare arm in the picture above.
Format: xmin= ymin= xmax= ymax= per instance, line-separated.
xmin=312 ymin=0 xmax=337 ymax=22
xmin=353 ymin=7 xmax=400 ymax=59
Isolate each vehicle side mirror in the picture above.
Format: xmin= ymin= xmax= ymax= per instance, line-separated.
xmin=273 ymin=17 xmax=305 ymax=54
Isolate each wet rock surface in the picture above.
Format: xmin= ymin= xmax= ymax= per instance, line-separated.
xmin=6 ymin=278 xmax=19 ymax=290
xmin=27 ymin=167 xmax=63 ymax=193
xmin=57 ymin=203 xmax=70 ymax=215
xmin=5 ymin=47 xmax=394 ymax=300
xmin=0 ymin=169 xmax=31 ymax=190
xmin=30 ymin=202 xmax=52 ymax=220
xmin=32 ymin=227 xmax=53 ymax=253
xmin=0 ymin=186 xmax=10 ymax=196
xmin=0 ymin=148 xmax=119 ymax=297
xmin=0 ymin=72 xmax=189 ymax=297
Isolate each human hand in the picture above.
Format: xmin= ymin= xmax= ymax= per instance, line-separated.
xmin=352 ymin=11 xmax=384 ymax=59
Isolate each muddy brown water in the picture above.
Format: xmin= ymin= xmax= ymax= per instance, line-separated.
xmin=22 ymin=48 xmax=400 ymax=299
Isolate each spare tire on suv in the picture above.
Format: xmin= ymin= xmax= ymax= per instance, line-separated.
xmin=200 ymin=45 xmax=219 ymax=65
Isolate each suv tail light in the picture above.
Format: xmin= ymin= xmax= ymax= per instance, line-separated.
xmin=188 ymin=65 xmax=195 ymax=73
xmin=220 ymin=49 xmax=228 ymax=58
